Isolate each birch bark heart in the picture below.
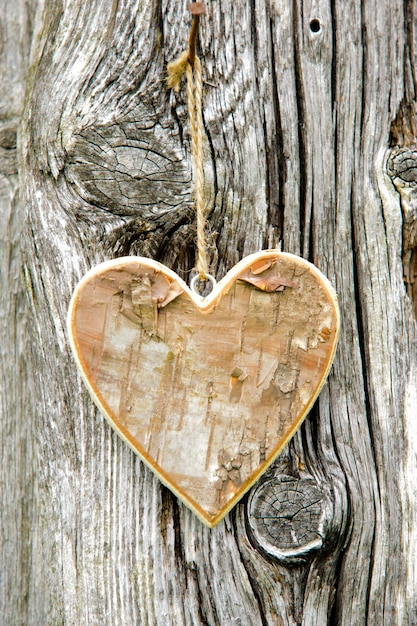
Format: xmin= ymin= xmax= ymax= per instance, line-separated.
xmin=67 ymin=251 xmax=339 ymax=527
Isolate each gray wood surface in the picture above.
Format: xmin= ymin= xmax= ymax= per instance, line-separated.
xmin=1 ymin=0 xmax=416 ymax=623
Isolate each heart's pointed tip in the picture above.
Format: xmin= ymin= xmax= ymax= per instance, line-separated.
xmin=201 ymin=517 xmax=218 ymax=529
xmin=191 ymin=508 xmax=227 ymax=529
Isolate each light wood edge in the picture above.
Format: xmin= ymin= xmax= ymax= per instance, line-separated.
xmin=67 ymin=250 xmax=341 ymax=528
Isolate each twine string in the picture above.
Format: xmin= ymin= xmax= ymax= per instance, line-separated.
xmin=186 ymin=56 xmax=208 ymax=278
xmin=167 ymin=6 xmax=209 ymax=280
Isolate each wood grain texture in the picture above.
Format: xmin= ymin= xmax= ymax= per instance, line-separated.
xmin=1 ymin=0 xmax=417 ymax=623
xmin=0 ymin=1 xmax=38 ymax=624
xmin=68 ymin=252 xmax=339 ymax=526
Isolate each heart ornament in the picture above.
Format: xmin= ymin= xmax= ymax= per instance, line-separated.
xmin=68 ymin=250 xmax=339 ymax=527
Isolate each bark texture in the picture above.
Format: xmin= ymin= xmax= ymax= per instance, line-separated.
xmin=1 ymin=0 xmax=417 ymax=624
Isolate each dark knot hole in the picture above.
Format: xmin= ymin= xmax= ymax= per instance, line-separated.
xmin=310 ymin=18 xmax=321 ymax=33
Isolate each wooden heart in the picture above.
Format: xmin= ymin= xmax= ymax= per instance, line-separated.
xmin=67 ymin=250 xmax=339 ymax=527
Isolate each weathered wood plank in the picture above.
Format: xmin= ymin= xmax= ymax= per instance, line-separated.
xmin=0 ymin=1 xmax=39 ymax=624
xmin=1 ymin=0 xmax=416 ymax=623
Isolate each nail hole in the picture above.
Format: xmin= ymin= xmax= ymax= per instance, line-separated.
xmin=309 ymin=18 xmax=321 ymax=33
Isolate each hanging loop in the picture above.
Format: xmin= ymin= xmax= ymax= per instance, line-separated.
xmin=190 ymin=272 xmax=217 ymax=297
